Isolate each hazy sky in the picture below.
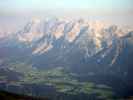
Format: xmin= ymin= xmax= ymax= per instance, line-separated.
xmin=0 ymin=0 xmax=133 ymax=15
xmin=0 ymin=0 xmax=133 ymax=30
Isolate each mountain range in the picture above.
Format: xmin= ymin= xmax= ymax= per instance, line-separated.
xmin=0 ymin=17 xmax=133 ymax=77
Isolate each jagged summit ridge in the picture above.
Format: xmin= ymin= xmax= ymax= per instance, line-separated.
xmin=16 ymin=18 xmax=120 ymax=55
xmin=2 ymin=17 xmax=132 ymax=66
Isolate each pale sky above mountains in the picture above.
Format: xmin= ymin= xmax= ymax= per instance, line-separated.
xmin=0 ymin=0 xmax=133 ymax=33
xmin=0 ymin=0 xmax=133 ymax=15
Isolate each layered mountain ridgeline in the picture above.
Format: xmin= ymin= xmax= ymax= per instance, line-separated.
xmin=2 ymin=17 xmax=132 ymax=75
xmin=0 ymin=17 xmax=133 ymax=99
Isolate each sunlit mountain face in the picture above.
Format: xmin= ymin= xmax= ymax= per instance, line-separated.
xmin=0 ymin=0 xmax=133 ymax=99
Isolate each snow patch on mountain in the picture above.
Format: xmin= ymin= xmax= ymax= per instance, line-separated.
xmin=6 ymin=17 xmax=132 ymax=64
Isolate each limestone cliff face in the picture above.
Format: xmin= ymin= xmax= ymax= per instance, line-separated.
xmin=0 ymin=17 xmax=133 ymax=69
